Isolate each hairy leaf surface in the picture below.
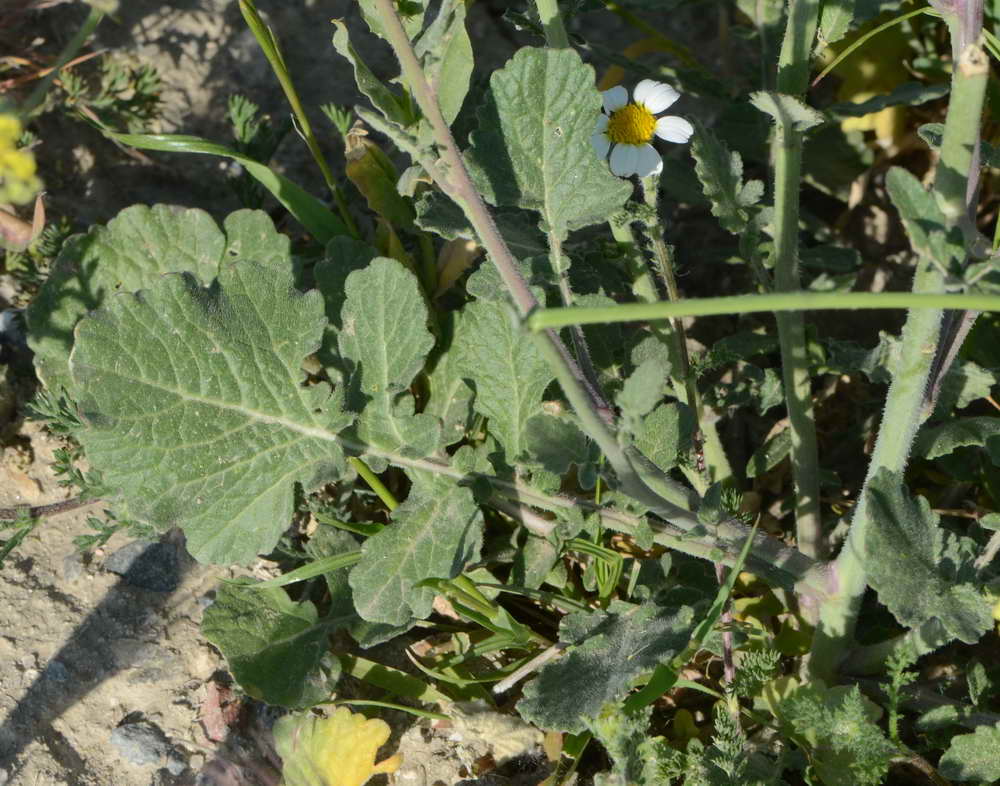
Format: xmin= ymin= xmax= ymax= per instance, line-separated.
xmin=864 ymin=470 xmax=992 ymax=643
xmin=455 ymin=296 xmax=554 ymax=466
xmin=690 ymin=121 xmax=763 ymax=234
xmin=518 ymin=599 xmax=696 ymax=732
xmin=466 ymin=47 xmax=631 ymax=238
xmin=338 ymin=257 xmax=440 ymax=461
xmin=350 ymin=476 xmax=483 ymax=625
xmin=29 ymin=206 xmax=287 ymax=395
xmin=939 ymin=723 xmax=1000 ymax=782
xmin=70 ymin=262 xmax=350 ymax=564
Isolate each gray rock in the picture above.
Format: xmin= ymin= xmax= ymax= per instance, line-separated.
xmin=111 ymin=720 xmax=170 ymax=766
xmin=103 ymin=541 xmax=180 ymax=592
xmin=41 ymin=659 xmax=69 ymax=683
xmin=62 ymin=551 xmax=84 ymax=581
xmin=165 ymin=752 xmax=187 ymax=776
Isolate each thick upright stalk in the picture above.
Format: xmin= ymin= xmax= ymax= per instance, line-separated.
xmin=808 ymin=38 xmax=988 ymax=680
xmin=773 ymin=0 xmax=824 ymax=560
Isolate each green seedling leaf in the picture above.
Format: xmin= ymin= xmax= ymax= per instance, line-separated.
xmin=914 ymin=417 xmax=1000 ymax=460
xmin=338 ymin=257 xmax=440 ymax=460
xmin=750 ymin=91 xmax=826 ymax=131
xmin=830 ymin=82 xmax=948 ymax=117
xmin=746 ymin=428 xmax=792 ymax=477
xmin=690 ymin=121 xmax=763 ymax=234
xmin=70 ymin=261 xmax=351 ymax=564
xmin=938 ymin=723 xmax=1000 ymax=782
xmin=518 ymin=598 xmax=697 ymax=732
xmin=27 ymin=204 xmax=234 ymax=395
xmin=104 ymin=132 xmax=346 ymax=243
xmin=864 ymin=469 xmax=992 ymax=643
xmin=466 ymin=47 xmax=631 ymax=239
xmin=202 ymin=578 xmax=345 ymax=708
xmin=332 ymin=20 xmax=413 ymax=127
xmin=454 ymin=295 xmax=554 ymax=466
xmin=349 ymin=475 xmax=483 ymax=625
xmin=414 ymin=0 xmax=473 ymax=125
xmin=273 ymin=706 xmax=402 ymax=786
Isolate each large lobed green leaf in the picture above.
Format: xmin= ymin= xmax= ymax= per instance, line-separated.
xmin=864 ymin=470 xmax=992 ymax=644
xmin=517 ymin=598 xmax=697 ymax=732
xmin=27 ymin=205 xmax=294 ymax=396
xmin=466 ymin=47 xmax=631 ymax=239
xmin=349 ymin=474 xmax=483 ymax=625
xmin=70 ymin=261 xmax=351 ymax=565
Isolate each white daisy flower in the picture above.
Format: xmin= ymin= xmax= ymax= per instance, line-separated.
xmin=591 ymin=79 xmax=694 ymax=178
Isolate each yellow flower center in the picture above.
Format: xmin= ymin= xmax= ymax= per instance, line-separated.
xmin=606 ymin=103 xmax=656 ymax=145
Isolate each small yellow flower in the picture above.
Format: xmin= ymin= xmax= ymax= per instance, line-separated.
xmin=0 ymin=112 xmax=42 ymax=205
xmin=592 ymin=79 xmax=694 ymax=178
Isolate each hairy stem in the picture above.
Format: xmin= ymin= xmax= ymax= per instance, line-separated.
xmin=367 ymin=0 xmax=834 ymax=602
xmin=773 ymin=0 xmax=824 ymax=560
xmin=808 ymin=37 xmax=989 ymax=681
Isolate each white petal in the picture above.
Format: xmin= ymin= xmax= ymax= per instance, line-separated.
xmin=634 ymin=144 xmax=663 ymax=177
xmin=602 ymin=86 xmax=628 ymax=114
xmin=633 ymin=79 xmax=680 ymax=114
xmin=593 ymin=114 xmax=609 ymax=134
xmin=591 ymin=132 xmax=611 ymax=158
xmin=610 ymin=143 xmax=640 ymax=177
xmin=655 ymin=115 xmax=694 ymax=143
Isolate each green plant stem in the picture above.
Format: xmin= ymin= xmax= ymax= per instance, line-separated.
xmin=22 ymin=7 xmax=104 ymax=116
xmin=534 ymin=0 xmax=571 ymax=48
xmin=772 ymin=0 xmax=823 ymax=561
xmin=348 ymin=456 xmax=399 ymax=510
xmin=238 ymin=0 xmax=359 ymax=239
xmin=366 ymin=0 xmax=836 ymax=604
xmin=366 ymin=0 xmax=689 ymax=504
xmin=808 ymin=38 xmax=989 ymax=682
xmin=549 ymin=232 xmax=608 ymax=412
xmin=526 ymin=291 xmax=1000 ymax=329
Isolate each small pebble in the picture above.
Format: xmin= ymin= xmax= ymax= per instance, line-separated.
xmin=110 ymin=719 xmax=171 ymax=766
